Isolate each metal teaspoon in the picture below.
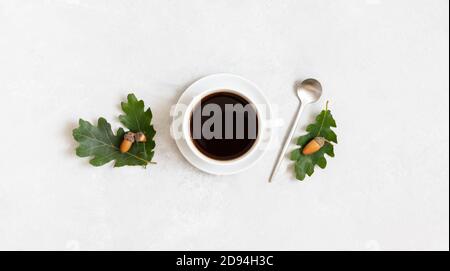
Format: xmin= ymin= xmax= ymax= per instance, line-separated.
xmin=269 ymin=78 xmax=323 ymax=182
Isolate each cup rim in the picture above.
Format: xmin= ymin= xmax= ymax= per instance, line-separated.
xmin=182 ymin=88 xmax=264 ymax=165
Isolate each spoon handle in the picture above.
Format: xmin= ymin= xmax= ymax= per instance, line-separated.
xmin=269 ymin=103 xmax=305 ymax=182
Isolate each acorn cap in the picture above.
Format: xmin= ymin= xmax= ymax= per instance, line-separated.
xmin=124 ymin=132 xmax=135 ymax=142
xmin=314 ymin=137 xmax=326 ymax=147
xmin=134 ymin=132 xmax=147 ymax=142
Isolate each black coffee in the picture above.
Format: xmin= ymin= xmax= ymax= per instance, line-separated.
xmin=190 ymin=91 xmax=258 ymax=161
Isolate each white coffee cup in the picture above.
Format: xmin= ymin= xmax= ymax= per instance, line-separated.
xmin=182 ymin=88 xmax=264 ymax=166
xmin=172 ymin=73 xmax=272 ymax=175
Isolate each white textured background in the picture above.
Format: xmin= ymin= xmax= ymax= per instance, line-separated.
xmin=0 ymin=0 xmax=448 ymax=251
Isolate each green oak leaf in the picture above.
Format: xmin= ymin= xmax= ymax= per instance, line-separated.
xmin=119 ymin=94 xmax=156 ymax=164
xmin=73 ymin=94 xmax=156 ymax=167
xmin=290 ymin=102 xmax=337 ymax=181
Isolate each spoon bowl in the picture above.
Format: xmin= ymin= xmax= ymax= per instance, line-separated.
xmin=297 ymin=78 xmax=323 ymax=104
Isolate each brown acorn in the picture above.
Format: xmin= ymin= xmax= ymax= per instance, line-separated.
xmin=302 ymin=137 xmax=326 ymax=155
xmin=134 ymin=132 xmax=147 ymax=143
xmin=120 ymin=132 xmax=135 ymax=153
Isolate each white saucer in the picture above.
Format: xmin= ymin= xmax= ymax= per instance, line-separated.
xmin=171 ymin=73 xmax=272 ymax=175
